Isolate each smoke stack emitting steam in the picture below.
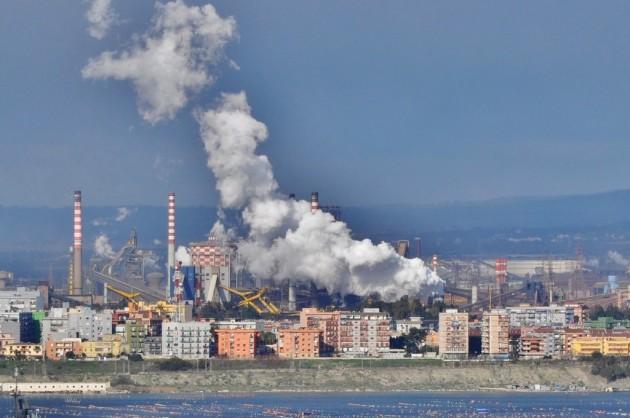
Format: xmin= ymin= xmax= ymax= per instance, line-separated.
xmin=198 ymin=93 xmax=441 ymax=301
xmin=310 ymin=192 xmax=319 ymax=214
xmin=83 ymin=1 xmax=441 ymax=302
xmin=167 ymin=192 xmax=176 ymax=298
xmin=72 ymin=190 xmax=82 ymax=295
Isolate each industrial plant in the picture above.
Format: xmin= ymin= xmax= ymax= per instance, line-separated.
xmin=0 ymin=188 xmax=628 ymax=365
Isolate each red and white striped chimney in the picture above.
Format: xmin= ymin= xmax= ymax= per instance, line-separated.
xmin=167 ymin=192 xmax=176 ymax=298
xmin=310 ymin=192 xmax=319 ymax=214
xmin=72 ymin=191 xmax=82 ymax=295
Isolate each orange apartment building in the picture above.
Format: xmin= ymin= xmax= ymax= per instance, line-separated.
xmin=214 ymin=329 xmax=258 ymax=359
xmin=299 ymin=308 xmax=341 ymax=355
xmin=45 ymin=338 xmax=83 ymax=360
xmin=277 ymin=328 xmax=322 ymax=358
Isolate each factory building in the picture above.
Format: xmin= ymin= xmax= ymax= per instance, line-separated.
xmin=215 ymin=328 xmax=258 ymax=359
xmin=277 ymin=328 xmax=321 ymax=358
xmin=189 ymin=238 xmax=237 ymax=304
xmin=338 ymin=308 xmax=390 ymax=357
xmin=162 ymin=321 xmax=213 ymax=359
xmin=481 ymin=309 xmax=510 ymax=359
xmin=438 ymin=309 xmax=469 ymax=360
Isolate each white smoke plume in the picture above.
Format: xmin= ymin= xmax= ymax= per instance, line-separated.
xmin=115 ymin=207 xmax=135 ymax=222
xmin=82 ymin=0 xmax=237 ymax=123
xmin=86 ymin=0 xmax=117 ymax=40
xmin=198 ymin=92 xmax=441 ymax=301
xmin=608 ymin=250 xmax=630 ymax=266
xmin=94 ymin=234 xmax=116 ymax=258
xmin=175 ymin=245 xmax=192 ymax=266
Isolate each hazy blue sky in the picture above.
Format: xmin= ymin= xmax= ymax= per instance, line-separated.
xmin=2 ymin=1 xmax=630 ymax=207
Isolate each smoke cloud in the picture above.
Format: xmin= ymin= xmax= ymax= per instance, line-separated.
xmin=86 ymin=0 xmax=117 ymax=40
xmin=175 ymin=245 xmax=192 ymax=266
xmin=82 ymin=0 xmax=237 ymax=123
xmin=198 ymin=92 xmax=441 ymax=301
xmin=94 ymin=234 xmax=115 ymax=258
xmin=115 ymin=207 xmax=135 ymax=222
xmin=608 ymin=250 xmax=629 ymax=266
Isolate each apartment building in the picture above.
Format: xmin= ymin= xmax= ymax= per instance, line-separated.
xmin=507 ymin=305 xmax=573 ymax=328
xmin=439 ymin=309 xmax=469 ymax=360
xmin=572 ymin=336 xmax=630 ymax=356
xmin=214 ymin=328 xmax=258 ymax=359
xmin=277 ymin=328 xmax=321 ymax=358
xmin=299 ymin=308 xmax=341 ymax=355
xmin=338 ymin=308 xmax=390 ymax=357
xmin=519 ymin=327 xmax=563 ymax=360
xmin=481 ymin=309 xmax=509 ymax=358
xmin=162 ymin=321 xmax=213 ymax=360
xmin=45 ymin=338 xmax=82 ymax=360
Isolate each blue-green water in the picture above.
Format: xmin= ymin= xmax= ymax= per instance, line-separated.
xmin=1 ymin=391 xmax=629 ymax=417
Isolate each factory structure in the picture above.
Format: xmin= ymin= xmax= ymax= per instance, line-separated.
xmin=1 ymin=189 xmax=630 ymax=365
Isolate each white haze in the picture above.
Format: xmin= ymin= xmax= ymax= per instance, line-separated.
xmin=86 ymin=0 xmax=117 ymax=40
xmin=94 ymin=234 xmax=115 ymax=258
xmin=82 ymin=0 xmax=237 ymax=123
xmin=198 ymin=92 xmax=441 ymax=301
xmin=115 ymin=207 xmax=135 ymax=222
xmin=608 ymin=250 xmax=630 ymax=266
xmin=175 ymin=245 xmax=192 ymax=266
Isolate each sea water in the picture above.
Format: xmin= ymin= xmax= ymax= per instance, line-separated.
xmin=1 ymin=391 xmax=629 ymax=417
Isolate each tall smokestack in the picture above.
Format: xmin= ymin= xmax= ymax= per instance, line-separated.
xmin=167 ymin=192 xmax=176 ymax=298
xmin=288 ymin=280 xmax=296 ymax=311
xmin=72 ymin=191 xmax=82 ymax=295
xmin=310 ymin=192 xmax=319 ymax=214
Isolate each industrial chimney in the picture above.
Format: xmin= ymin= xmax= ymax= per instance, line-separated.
xmin=167 ymin=192 xmax=176 ymax=299
xmin=310 ymin=192 xmax=319 ymax=214
xmin=288 ymin=280 xmax=296 ymax=311
xmin=72 ymin=191 xmax=82 ymax=295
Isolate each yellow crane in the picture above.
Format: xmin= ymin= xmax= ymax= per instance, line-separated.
xmin=105 ymin=284 xmax=177 ymax=314
xmin=218 ymin=285 xmax=280 ymax=315
xmin=105 ymin=284 xmax=141 ymax=311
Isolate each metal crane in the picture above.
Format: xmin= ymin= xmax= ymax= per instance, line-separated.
xmin=218 ymin=285 xmax=280 ymax=315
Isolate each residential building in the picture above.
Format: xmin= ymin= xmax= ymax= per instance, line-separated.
xmin=45 ymin=338 xmax=82 ymax=360
xmin=394 ymin=317 xmax=423 ymax=335
xmin=481 ymin=309 xmax=509 ymax=358
xmin=162 ymin=321 xmax=213 ymax=359
xmin=507 ymin=305 xmax=573 ymax=328
xmin=0 ymin=287 xmax=44 ymax=318
xmin=82 ymin=335 xmax=122 ymax=359
xmin=300 ymin=308 xmax=341 ymax=355
xmin=438 ymin=309 xmax=469 ymax=360
xmin=215 ymin=328 xmax=258 ymax=359
xmin=124 ymin=321 xmax=145 ymax=354
xmin=0 ymin=343 xmax=43 ymax=359
xmin=277 ymin=328 xmax=321 ymax=358
xmin=584 ymin=316 xmax=630 ymax=330
xmin=338 ymin=308 xmax=390 ymax=357
xmin=572 ymin=337 xmax=630 ymax=356
xmin=41 ymin=306 xmax=112 ymax=344
xmin=519 ymin=327 xmax=563 ymax=360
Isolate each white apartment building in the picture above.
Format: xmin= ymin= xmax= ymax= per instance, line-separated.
xmin=162 ymin=321 xmax=213 ymax=359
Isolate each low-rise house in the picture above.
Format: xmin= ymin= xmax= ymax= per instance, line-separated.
xmin=45 ymin=338 xmax=82 ymax=360
xmin=0 ymin=343 xmax=42 ymax=359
